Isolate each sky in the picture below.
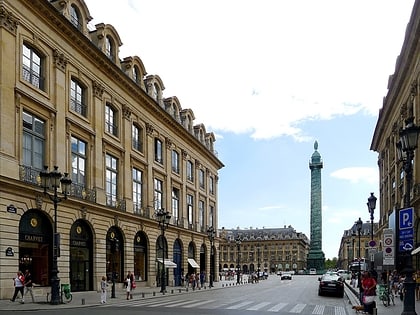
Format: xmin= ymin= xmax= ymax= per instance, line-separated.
xmin=84 ymin=0 xmax=416 ymax=259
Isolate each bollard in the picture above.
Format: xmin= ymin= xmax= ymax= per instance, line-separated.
xmin=186 ymin=287 xmax=188 ymax=292
xmin=153 ymin=292 xmax=156 ymax=296
xmin=179 ymin=289 xmax=181 ymax=293
xmin=373 ymin=307 xmax=377 ymax=315
xmin=171 ymin=289 xmax=174 ymax=294
xmin=142 ymin=292 xmax=145 ymax=298
xmin=81 ymin=298 xmax=85 ymax=305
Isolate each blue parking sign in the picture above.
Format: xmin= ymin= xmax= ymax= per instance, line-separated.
xmin=400 ymin=207 xmax=414 ymax=230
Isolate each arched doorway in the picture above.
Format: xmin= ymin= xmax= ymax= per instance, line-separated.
xmin=106 ymin=227 xmax=124 ymax=282
xmin=70 ymin=220 xmax=93 ymax=291
xmin=173 ymin=239 xmax=182 ymax=286
xmin=134 ymin=231 xmax=148 ymax=281
xmin=187 ymin=242 xmax=198 ymax=275
xmin=243 ymin=265 xmax=249 ymax=274
xmin=156 ymin=235 xmax=168 ymax=287
xmin=19 ymin=209 xmax=52 ymax=286
xmin=200 ymin=244 xmax=206 ymax=272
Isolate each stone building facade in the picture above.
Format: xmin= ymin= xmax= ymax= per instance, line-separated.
xmin=370 ymin=0 xmax=419 ymax=271
xmin=219 ymin=227 xmax=309 ymax=274
xmin=0 ymin=0 xmax=223 ymax=299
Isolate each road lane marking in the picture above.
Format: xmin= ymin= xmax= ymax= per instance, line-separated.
xmin=246 ymin=301 xmax=271 ymax=310
xmin=182 ymin=300 xmax=215 ymax=308
xmin=267 ymin=302 xmax=288 ymax=312
xmin=312 ymin=305 xmax=324 ymax=314
xmin=335 ymin=306 xmax=346 ymax=315
xmin=290 ymin=303 xmax=306 ymax=313
xmin=226 ymin=300 xmax=254 ymax=309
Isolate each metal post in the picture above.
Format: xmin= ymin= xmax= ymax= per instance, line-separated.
xmin=50 ymin=188 xmax=60 ymax=305
xmin=161 ymin=224 xmax=166 ymax=293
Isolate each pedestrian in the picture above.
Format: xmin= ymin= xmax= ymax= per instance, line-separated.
xmin=361 ymin=271 xmax=377 ymax=315
xmin=416 ymin=270 xmax=420 ymax=301
xmin=23 ymin=269 xmax=35 ymax=303
xmin=125 ymin=272 xmax=131 ymax=300
xmin=200 ymin=271 xmax=205 ymax=288
xmin=10 ymin=271 xmax=25 ymax=303
xmin=100 ymin=276 xmax=107 ymax=304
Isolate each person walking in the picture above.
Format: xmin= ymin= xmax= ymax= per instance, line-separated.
xmin=100 ymin=276 xmax=107 ymax=304
xmin=10 ymin=271 xmax=25 ymax=303
xmin=22 ymin=269 xmax=35 ymax=303
xmin=125 ymin=272 xmax=131 ymax=300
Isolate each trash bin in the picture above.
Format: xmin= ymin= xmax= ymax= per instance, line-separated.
xmin=61 ymin=284 xmax=71 ymax=299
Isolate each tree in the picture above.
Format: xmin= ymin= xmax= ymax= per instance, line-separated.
xmin=325 ymin=257 xmax=338 ymax=270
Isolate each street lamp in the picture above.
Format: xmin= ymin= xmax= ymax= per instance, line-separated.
xmin=356 ymin=217 xmax=363 ymax=304
xmin=367 ymin=192 xmax=377 ymax=270
xmin=346 ymin=240 xmax=351 ymax=270
xmin=39 ymin=166 xmax=72 ymax=305
xmin=207 ymin=226 xmax=215 ymax=288
xmin=235 ymin=236 xmax=241 ymax=284
xmin=256 ymin=238 xmax=261 ymax=279
xmin=156 ymin=208 xmax=171 ymax=293
xmin=396 ymin=113 xmax=420 ymax=315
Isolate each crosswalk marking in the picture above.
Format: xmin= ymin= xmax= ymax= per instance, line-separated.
xmin=335 ymin=306 xmax=346 ymax=315
xmin=312 ymin=304 xmax=324 ymax=314
xmin=182 ymin=299 xmax=215 ymax=308
xmin=226 ymin=300 xmax=254 ymax=309
xmin=246 ymin=301 xmax=271 ymax=310
xmin=290 ymin=303 xmax=306 ymax=313
xmin=267 ymin=302 xmax=288 ymax=312
xmin=101 ymin=298 xmax=348 ymax=314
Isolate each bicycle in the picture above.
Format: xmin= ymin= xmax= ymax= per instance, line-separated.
xmin=378 ymin=284 xmax=394 ymax=307
xmin=46 ymin=284 xmax=73 ymax=304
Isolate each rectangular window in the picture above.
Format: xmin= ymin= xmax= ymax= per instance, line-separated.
xmin=199 ymin=169 xmax=205 ymax=189
xmin=209 ymin=176 xmax=214 ymax=194
xmin=154 ymin=178 xmax=163 ymax=210
xmin=70 ymin=79 xmax=87 ymax=117
xmin=23 ymin=111 xmax=45 ymax=171
xmin=132 ymin=125 xmax=143 ymax=152
xmin=187 ymin=160 xmax=194 ymax=182
xmin=22 ymin=43 xmax=44 ymax=90
xmin=171 ymin=150 xmax=179 ymax=173
xmin=209 ymin=205 xmax=214 ymax=227
xmin=71 ymin=136 xmax=86 ymax=187
xmin=155 ymin=138 xmax=163 ymax=164
xmin=132 ymin=168 xmax=142 ymax=213
xmin=105 ymin=103 xmax=118 ymax=136
xmin=199 ymin=200 xmax=204 ymax=229
xmin=187 ymin=194 xmax=193 ymax=225
xmin=105 ymin=154 xmax=118 ymax=207
xmin=172 ymin=188 xmax=179 ymax=223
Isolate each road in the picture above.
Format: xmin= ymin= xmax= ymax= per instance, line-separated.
xmin=9 ymin=275 xmax=351 ymax=315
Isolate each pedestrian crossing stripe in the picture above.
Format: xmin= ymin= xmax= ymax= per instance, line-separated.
xmin=102 ymin=298 xmax=347 ymax=314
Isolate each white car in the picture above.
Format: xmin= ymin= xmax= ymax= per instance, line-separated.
xmin=337 ymin=270 xmax=351 ymax=280
xmin=309 ymin=268 xmax=317 ymax=275
xmin=281 ymin=272 xmax=292 ymax=280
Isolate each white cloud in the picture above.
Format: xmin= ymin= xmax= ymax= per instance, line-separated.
xmin=330 ymin=167 xmax=378 ymax=184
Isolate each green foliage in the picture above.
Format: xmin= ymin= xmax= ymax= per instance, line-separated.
xmin=324 ymin=257 xmax=338 ymax=269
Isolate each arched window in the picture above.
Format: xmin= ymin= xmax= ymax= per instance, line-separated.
xmin=70 ymin=5 xmax=82 ymax=30
xmin=105 ymin=36 xmax=114 ymax=60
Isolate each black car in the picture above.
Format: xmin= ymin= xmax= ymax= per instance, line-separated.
xmin=318 ymin=274 xmax=344 ymax=297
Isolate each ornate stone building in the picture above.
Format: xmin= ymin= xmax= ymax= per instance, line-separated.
xmin=219 ymin=227 xmax=309 ymax=274
xmin=370 ymin=0 xmax=419 ymax=271
xmin=0 ymin=0 xmax=223 ymax=299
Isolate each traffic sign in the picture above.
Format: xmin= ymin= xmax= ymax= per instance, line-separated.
xmin=400 ymin=207 xmax=414 ymax=229
xmin=383 ymin=228 xmax=395 ymax=266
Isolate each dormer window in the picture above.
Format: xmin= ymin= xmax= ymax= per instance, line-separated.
xmin=105 ymin=36 xmax=114 ymax=60
xmin=70 ymin=5 xmax=82 ymax=31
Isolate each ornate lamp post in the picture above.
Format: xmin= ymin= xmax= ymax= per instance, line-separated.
xmin=235 ymin=236 xmax=241 ymax=284
xmin=156 ymin=208 xmax=171 ymax=293
xmin=256 ymin=238 xmax=261 ymax=278
xmin=207 ymin=226 xmax=215 ymax=287
xmin=396 ymin=113 xmax=420 ymax=315
xmin=39 ymin=166 xmax=72 ymax=305
xmin=356 ymin=217 xmax=363 ymax=304
xmin=367 ymin=192 xmax=377 ymax=270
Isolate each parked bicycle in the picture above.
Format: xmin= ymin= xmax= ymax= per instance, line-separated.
xmin=46 ymin=284 xmax=72 ymax=304
xmin=378 ymin=284 xmax=395 ymax=307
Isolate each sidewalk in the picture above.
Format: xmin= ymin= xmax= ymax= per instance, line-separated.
xmin=0 ymin=279 xmax=244 ymax=312
xmin=345 ymin=280 xmax=408 ymax=315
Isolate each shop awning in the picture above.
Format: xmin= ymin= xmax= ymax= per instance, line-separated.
xmin=412 ymin=246 xmax=420 ymax=255
xmin=156 ymin=258 xmax=177 ymax=268
xmin=188 ymin=258 xmax=200 ymax=268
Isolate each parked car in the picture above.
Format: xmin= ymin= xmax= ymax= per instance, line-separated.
xmin=337 ymin=270 xmax=351 ymax=280
xmin=309 ymin=268 xmax=317 ymax=275
xmin=281 ymin=272 xmax=293 ymax=280
xmin=318 ymin=273 xmax=344 ymax=297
